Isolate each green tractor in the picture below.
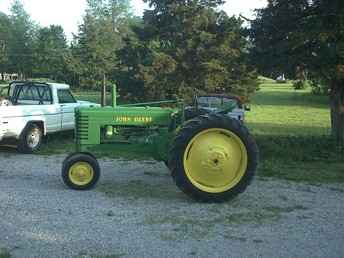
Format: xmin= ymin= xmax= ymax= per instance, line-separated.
xmin=62 ymin=85 xmax=258 ymax=202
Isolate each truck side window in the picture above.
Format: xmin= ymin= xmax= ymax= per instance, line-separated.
xmin=16 ymin=85 xmax=39 ymax=105
xmin=36 ymin=86 xmax=53 ymax=104
xmin=15 ymin=85 xmax=52 ymax=105
xmin=58 ymin=89 xmax=76 ymax=104
xmin=223 ymin=98 xmax=239 ymax=109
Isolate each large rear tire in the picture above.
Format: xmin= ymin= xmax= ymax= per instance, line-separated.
xmin=169 ymin=114 xmax=258 ymax=203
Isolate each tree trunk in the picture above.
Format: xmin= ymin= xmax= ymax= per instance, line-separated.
xmin=101 ymin=73 xmax=107 ymax=107
xmin=330 ymin=79 xmax=344 ymax=145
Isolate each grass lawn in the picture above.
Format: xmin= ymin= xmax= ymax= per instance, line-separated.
xmin=247 ymin=83 xmax=330 ymax=136
xmin=246 ymin=82 xmax=343 ymax=183
xmin=38 ymin=82 xmax=343 ymax=184
xmin=74 ymin=91 xmax=113 ymax=104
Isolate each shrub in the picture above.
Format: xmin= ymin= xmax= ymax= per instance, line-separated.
xmin=310 ymin=80 xmax=328 ymax=95
xmin=256 ymin=135 xmax=343 ymax=162
xmin=292 ymin=80 xmax=309 ymax=90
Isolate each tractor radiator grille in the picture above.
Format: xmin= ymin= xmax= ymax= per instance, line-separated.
xmin=76 ymin=114 xmax=89 ymax=142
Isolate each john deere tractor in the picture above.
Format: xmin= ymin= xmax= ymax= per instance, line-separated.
xmin=62 ymin=85 xmax=258 ymax=202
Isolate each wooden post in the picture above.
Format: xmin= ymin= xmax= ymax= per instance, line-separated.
xmin=101 ymin=73 xmax=107 ymax=107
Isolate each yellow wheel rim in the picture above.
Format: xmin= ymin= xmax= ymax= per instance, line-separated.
xmin=183 ymin=128 xmax=248 ymax=193
xmin=68 ymin=162 xmax=94 ymax=186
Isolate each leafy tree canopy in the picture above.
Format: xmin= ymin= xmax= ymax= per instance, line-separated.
xmin=118 ymin=0 xmax=257 ymax=101
xmin=71 ymin=0 xmax=132 ymax=88
xmin=33 ymin=25 xmax=68 ymax=81
xmin=7 ymin=0 xmax=36 ymax=78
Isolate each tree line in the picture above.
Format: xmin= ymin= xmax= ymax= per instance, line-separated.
xmin=0 ymin=0 xmax=257 ymax=103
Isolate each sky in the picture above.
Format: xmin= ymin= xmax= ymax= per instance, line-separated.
xmin=0 ymin=0 xmax=267 ymax=39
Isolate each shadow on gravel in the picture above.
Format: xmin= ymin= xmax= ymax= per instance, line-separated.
xmin=97 ymin=179 xmax=186 ymax=201
xmin=143 ymin=200 xmax=310 ymax=242
xmin=0 ymin=145 xmax=18 ymax=156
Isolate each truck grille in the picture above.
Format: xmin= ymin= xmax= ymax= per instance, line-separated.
xmin=76 ymin=114 xmax=89 ymax=142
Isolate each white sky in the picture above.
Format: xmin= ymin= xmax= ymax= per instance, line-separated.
xmin=0 ymin=0 xmax=267 ymax=39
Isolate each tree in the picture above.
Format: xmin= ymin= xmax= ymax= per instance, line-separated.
xmin=33 ymin=25 xmax=68 ymax=81
xmin=119 ymin=0 xmax=258 ymax=101
xmin=70 ymin=0 xmax=132 ymax=105
xmin=72 ymin=12 xmax=118 ymax=89
xmin=71 ymin=0 xmax=132 ymax=89
xmin=250 ymin=0 xmax=344 ymax=142
xmin=0 ymin=12 xmax=11 ymax=80
xmin=115 ymin=17 xmax=148 ymax=101
xmin=8 ymin=0 xmax=36 ymax=79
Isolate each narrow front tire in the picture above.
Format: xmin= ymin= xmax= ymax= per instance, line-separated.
xmin=62 ymin=153 xmax=100 ymax=190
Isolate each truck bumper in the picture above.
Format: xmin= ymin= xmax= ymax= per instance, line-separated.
xmin=0 ymin=128 xmax=4 ymax=142
xmin=0 ymin=120 xmax=8 ymax=142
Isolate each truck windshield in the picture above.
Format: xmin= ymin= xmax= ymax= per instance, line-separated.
xmin=198 ymin=96 xmax=239 ymax=109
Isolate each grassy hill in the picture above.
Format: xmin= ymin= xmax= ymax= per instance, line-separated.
xmin=245 ymin=82 xmax=343 ymax=183
xmin=247 ymin=82 xmax=330 ymax=136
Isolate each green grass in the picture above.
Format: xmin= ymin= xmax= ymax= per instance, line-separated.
xmin=247 ymin=83 xmax=343 ymax=183
xmin=144 ymin=204 xmax=309 ymax=241
xmin=257 ymin=76 xmax=276 ymax=84
xmin=98 ymin=179 xmax=183 ymax=201
xmin=246 ymin=83 xmax=330 ymax=136
xmin=260 ymin=160 xmax=344 ymax=183
xmin=0 ymin=248 xmax=11 ymax=258
xmin=74 ymin=91 xmax=113 ymax=104
xmin=73 ymin=88 xmax=129 ymax=105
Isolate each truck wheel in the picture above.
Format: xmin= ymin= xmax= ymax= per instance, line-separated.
xmin=169 ymin=114 xmax=258 ymax=203
xmin=17 ymin=123 xmax=43 ymax=153
xmin=62 ymin=153 xmax=100 ymax=190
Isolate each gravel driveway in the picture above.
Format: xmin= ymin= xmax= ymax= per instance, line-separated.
xmin=0 ymin=151 xmax=343 ymax=258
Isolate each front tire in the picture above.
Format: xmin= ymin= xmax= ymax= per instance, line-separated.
xmin=62 ymin=153 xmax=100 ymax=190
xmin=17 ymin=123 xmax=43 ymax=154
xmin=169 ymin=114 xmax=258 ymax=203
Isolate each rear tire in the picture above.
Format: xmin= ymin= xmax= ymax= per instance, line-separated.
xmin=62 ymin=153 xmax=100 ymax=190
xmin=17 ymin=123 xmax=43 ymax=154
xmin=169 ymin=114 xmax=258 ymax=203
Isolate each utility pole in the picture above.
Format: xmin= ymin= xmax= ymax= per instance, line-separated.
xmin=101 ymin=73 xmax=107 ymax=107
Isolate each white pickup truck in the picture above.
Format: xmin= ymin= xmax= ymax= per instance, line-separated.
xmin=0 ymin=81 xmax=98 ymax=153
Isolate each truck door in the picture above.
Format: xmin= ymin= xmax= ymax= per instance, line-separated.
xmin=57 ymin=89 xmax=79 ymax=130
xmin=13 ymin=83 xmax=61 ymax=132
xmin=36 ymin=84 xmax=61 ymax=132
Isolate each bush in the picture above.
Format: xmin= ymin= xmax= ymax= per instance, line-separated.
xmin=256 ymin=135 xmax=343 ymax=162
xmin=310 ymin=80 xmax=328 ymax=95
xmin=292 ymin=80 xmax=309 ymax=90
